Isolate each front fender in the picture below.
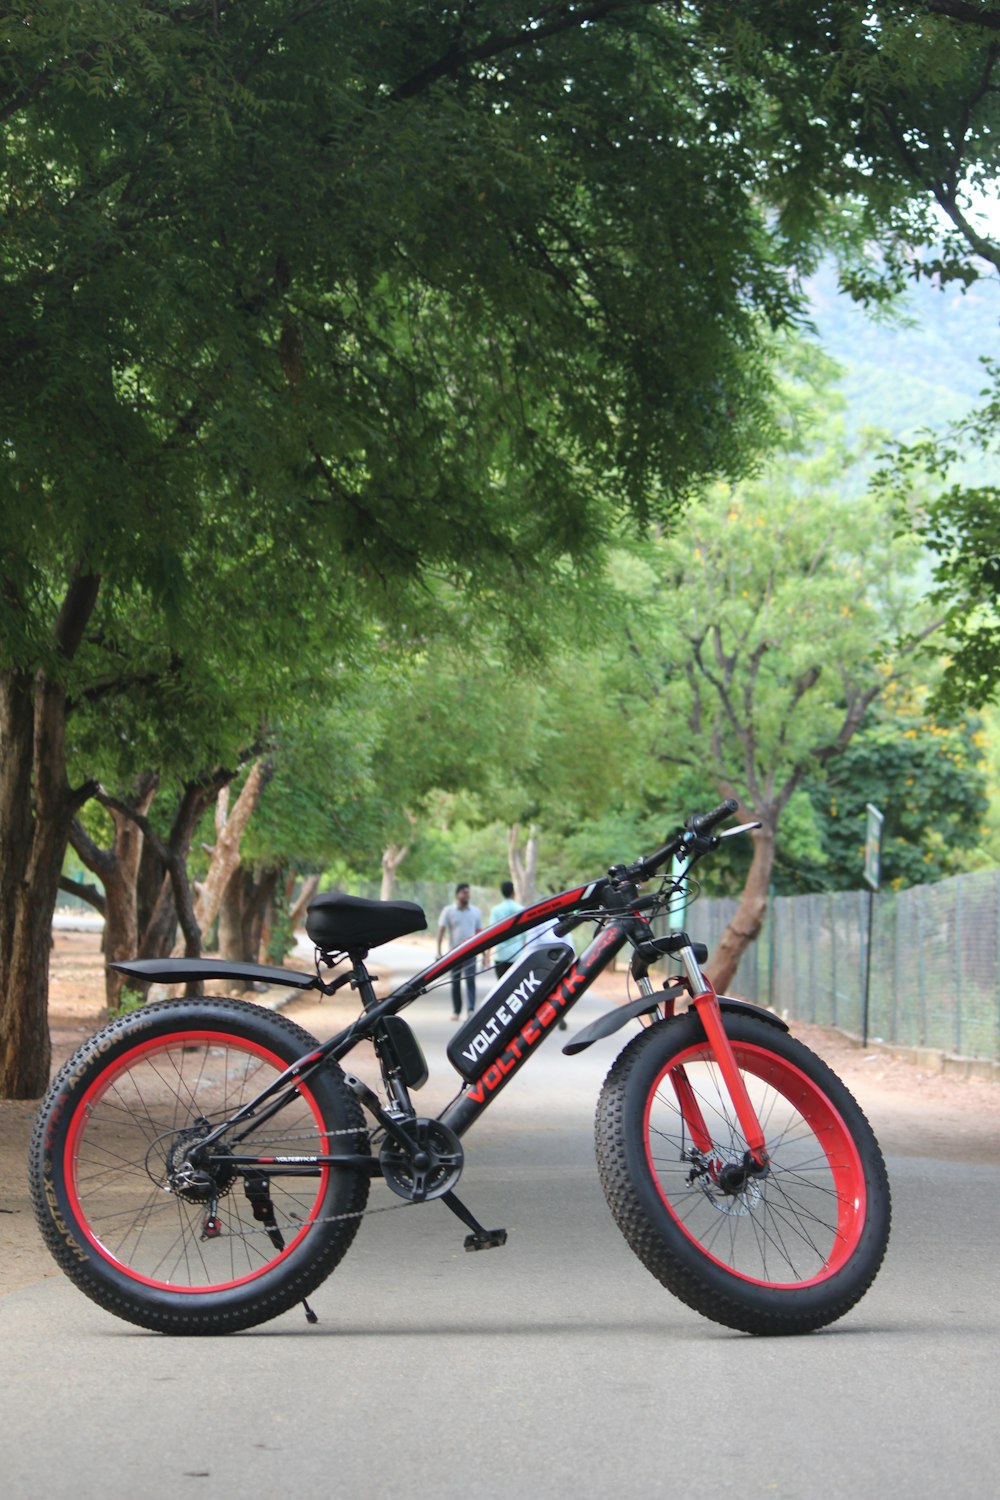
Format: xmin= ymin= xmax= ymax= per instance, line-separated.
xmin=562 ymin=990 xmax=786 ymax=1057
xmin=715 ymin=996 xmax=788 ymax=1032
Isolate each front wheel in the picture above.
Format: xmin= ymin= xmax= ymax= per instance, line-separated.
xmin=595 ymin=1012 xmax=890 ymax=1335
xmin=30 ymin=998 xmax=371 ymax=1334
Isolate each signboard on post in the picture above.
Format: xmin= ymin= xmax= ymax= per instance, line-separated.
xmin=864 ymin=803 xmax=884 ymax=892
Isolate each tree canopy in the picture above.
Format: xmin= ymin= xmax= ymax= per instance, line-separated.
xmin=4 ymin=0 xmax=1000 ymax=1094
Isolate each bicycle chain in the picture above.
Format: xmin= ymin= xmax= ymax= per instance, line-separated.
xmin=213 ymin=1123 xmax=419 ymax=1236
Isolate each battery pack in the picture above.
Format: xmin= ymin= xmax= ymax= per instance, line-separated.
xmin=446 ymin=943 xmax=575 ymax=1082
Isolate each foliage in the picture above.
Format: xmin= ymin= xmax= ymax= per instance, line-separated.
xmin=803 ymin=707 xmax=990 ymax=891
xmin=108 ymin=987 xmax=146 ymax=1022
xmin=873 ymin=360 xmax=1000 ymax=711
xmin=624 ymin=371 xmax=929 ymax=815
xmin=694 ymin=1 xmax=1000 ymax=290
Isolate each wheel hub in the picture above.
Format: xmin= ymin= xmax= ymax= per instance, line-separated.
xmin=685 ymin=1149 xmax=766 ymax=1217
xmin=162 ymin=1122 xmax=238 ymax=1204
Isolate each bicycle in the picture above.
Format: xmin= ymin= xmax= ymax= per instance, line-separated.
xmin=30 ymin=801 xmax=891 ymax=1336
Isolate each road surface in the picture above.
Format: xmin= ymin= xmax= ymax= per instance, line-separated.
xmin=3 ymin=945 xmax=998 ymax=1499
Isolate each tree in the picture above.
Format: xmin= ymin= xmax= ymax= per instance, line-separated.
xmin=805 ymin=704 xmax=989 ymax=890
xmin=6 ymin=2 xmax=1000 ymax=1095
xmin=2 ymin=1 xmax=796 ymax=1096
xmin=66 ymin=773 xmax=158 ymax=1012
xmin=874 ymin=363 xmax=1000 ymax=711
xmin=694 ymin=1 xmax=1000 ymax=289
xmin=624 ymin=375 xmax=940 ymax=989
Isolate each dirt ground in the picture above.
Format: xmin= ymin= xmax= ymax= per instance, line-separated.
xmin=3 ymin=927 xmax=999 ymax=1298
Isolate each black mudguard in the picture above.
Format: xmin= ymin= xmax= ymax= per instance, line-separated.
xmin=714 ymin=995 xmax=788 ymax=1032
xmin=562 ymin=991 xmax=787 ymax=1056
xmin=110 ymin=958 xmax=321 ymax=991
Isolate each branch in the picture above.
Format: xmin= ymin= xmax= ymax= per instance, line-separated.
xmin=391 ymin=1 xmax=666 ymax=100
xmin=811 ymin=615 xmax=947 ymax=766
xmin=773 ymin=664 xmax=822 ymax=757
xmin=53 ymin=568 xmax=101 ymax=662
xmin=68 ymin=815 xmax=113 ymax=878
xmin=58 ymin=875 xmax=106 ymax=917
xmin=94 ymin=790 xmax=168 ymax=864
xmin=919 ymin=1 xmax=1000 ymax=30
xmin=690 ymin=632 xmax=751 ymax=758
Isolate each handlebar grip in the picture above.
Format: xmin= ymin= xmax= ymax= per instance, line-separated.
xmin=687 ymin=799 xmax=738 ymax=837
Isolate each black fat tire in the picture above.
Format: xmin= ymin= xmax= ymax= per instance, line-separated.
xmin=595 ymin=1012 xmax=891 ymax=1335
xmin=30 ymin=998 xmax=370 ymax=1334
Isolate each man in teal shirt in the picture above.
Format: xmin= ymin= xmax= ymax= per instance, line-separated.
xmin=488 ymin=880 xmax=524 ymax=978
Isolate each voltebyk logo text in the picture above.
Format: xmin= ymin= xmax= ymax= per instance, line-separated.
xmin=460 ymin=969 xmax=543 ymax=1066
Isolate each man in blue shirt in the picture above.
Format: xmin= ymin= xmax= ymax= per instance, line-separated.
xmin=487 ymin=880 xmax=524 ymax=978
xmin=437 ymin=883 xmax=483 ymax=1018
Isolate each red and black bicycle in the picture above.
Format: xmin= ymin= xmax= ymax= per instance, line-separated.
xmin=31 ymin=801 xmax=890 ymax=1336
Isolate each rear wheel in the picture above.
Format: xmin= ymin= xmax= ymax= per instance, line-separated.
xmin=595 ymin=1012 xmax=890 ymax=1334
xmin=30 ymin=998 xmax=370 ymax=1334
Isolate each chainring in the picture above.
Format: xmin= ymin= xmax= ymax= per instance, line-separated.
xmin=379 ymin=1119 xmax=464 ymax=1203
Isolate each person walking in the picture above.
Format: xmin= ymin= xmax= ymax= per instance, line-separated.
xmin=437 ymin=882 xmax=483 ymax=1019
xmin=487 ymin=880 xmax=524 ymax=978
xmin=524 ymin=912 xmax=570 ymax=1030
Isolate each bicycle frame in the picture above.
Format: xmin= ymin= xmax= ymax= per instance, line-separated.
xmin=193 ymin=880 xmax=768 ymax=1176
xmin=47 ymin=799 xmax=888 ymax=1339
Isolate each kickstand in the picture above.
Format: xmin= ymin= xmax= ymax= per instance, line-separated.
xmin=441 ymin=1190 xmax=508 ymax=1252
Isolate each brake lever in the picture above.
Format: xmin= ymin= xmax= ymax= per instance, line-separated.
xmin=717 ymin=821 xmax=762 ymax=839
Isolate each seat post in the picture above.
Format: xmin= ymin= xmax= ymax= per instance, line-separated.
xmin=350 ymin=953 xmax=380 ymax=1011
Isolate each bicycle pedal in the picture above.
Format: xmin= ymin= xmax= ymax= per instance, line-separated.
xmin=464 ymin=1227 xmax=508 ymax=1252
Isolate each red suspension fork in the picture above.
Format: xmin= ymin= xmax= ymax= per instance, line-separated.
xmin=668 ymin=1065 xmax=714 ymax=1156
xmin=689 ymin=985 xmax=769 ymax=1164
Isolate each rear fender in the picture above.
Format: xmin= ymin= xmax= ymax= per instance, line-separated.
xmin=110 ymin=958 xmax=321 ymax=992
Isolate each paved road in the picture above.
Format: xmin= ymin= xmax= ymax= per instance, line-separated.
xmin=4 ymin=948 xmax=999 ymax=1499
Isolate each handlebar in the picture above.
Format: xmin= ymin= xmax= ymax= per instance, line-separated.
xmin=627 ymin=799 xmax=741 ymax=883
xmin=687 ymin=799 xmax=739 ymax=837
xmin=553 ymin=802 xmax=746 ymax=934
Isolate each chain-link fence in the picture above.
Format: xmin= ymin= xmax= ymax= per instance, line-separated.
xmin=686 ymin=871 xmax=1000 ymax=1063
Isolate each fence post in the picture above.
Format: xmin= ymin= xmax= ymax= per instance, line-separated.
xmin=955 ymin=879 xmax=963 ymax=1056
xmin=862 ymin=888 xmax=877 ymax=1048
xmin=917 ymin=889 xmax=927 ymax=1046
xmin=828 ymin=894 xmax=836 ymax=1028
xmin=768 ymin=885 xmax=776 ymax=1011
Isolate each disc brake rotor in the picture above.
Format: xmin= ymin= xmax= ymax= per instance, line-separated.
xmin=687 ymin=1151 xmax=764 ymax=1217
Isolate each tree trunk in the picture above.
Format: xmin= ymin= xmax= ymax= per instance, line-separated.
xmin=250 ymin=866 xmax=281 ymax=963
xmin=705 ymin=821 xmax=777 ymax=994
xmin=70 ymin=772 xmax=159 ymax=1011
xmin=135 ymin=773 xmax=233 ymax=963
xmin=136 ymin=834 xmax=168 ymax=952
xmin=507 ymin=822 xmax=539 ymax=905
xmin=218 ymin=864 xmax=282 ymax=976
xmin=218 ymin=866 xmax=252 ymax=965
xmin=184 ymin=757 xmax=272 ymax=948
xmin=289 ymin=873 xmax=321 ymax=932
xmin=380 ymin=842 xmax=410 ymax=902
xmin=0 ymin=666 xmax=90 ymax=1097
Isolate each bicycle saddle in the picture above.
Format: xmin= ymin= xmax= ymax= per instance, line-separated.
xmin=305 ymin=892 xmax=427 ymax=954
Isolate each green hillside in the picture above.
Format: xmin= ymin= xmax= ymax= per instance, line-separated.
xmin=806 ymin=262 xmax=1000 ymax=444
